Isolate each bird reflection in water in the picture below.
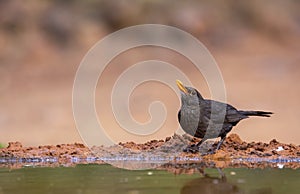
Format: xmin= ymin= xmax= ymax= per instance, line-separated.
xmin=180 ymin=167 xmax=272 ymax=194
xmin=181 ymin=169 xmax=241 ymax=194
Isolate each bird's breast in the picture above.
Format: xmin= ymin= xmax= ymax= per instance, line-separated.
xmin=179 ymin=106 xmax=204 ymax=137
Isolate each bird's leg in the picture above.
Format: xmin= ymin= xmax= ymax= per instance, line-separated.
xmin=196 ymin=138 xmax=205 ymax=147
xmin=183 ymin=144 xmax=198 ymax=153
xmin=215 ymin=135 xmax=226 ymax=150
xmin=217 ymin=168 xmax=226 ymax=179
xmin=183 ymin=138 xmax=206 ymax=153
xmin=202 ymin=136 xmax=226 ymax=155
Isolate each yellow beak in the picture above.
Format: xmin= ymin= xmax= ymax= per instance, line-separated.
xmin=176 ymin=80 xmax=188 ymax=94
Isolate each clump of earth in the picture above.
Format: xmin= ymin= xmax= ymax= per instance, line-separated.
xmin=1 ymin=134 xmax=299 ymax=169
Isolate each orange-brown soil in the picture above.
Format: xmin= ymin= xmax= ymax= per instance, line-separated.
xmin=1 ymin=134 xmax=299 ymax=169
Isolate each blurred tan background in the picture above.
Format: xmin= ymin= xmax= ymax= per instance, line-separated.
xmin=0 ymin=0 xmax=300 ymax=146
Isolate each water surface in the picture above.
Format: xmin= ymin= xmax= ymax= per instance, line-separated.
xmin=0 ymin=164 xmax=299 ymax=194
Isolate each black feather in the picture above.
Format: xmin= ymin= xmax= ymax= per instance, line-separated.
xmin=238 ymin=111 xmax=273 ymax=117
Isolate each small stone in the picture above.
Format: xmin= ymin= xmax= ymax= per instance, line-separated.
xmin=277 ymin=164 xmax=284 ymax=169
xmin=147 ymin=171 xmax=153 ymax=175
xmin=165 ymin=137 xmax=171 ymax=142
xmin=239 ymin=143 xmax=248 ymax=150
xmin=263 ymin=152 xmax=273 ymax=157
xmin=276 ymin=146 xmax=284 ymax=152
xmin=270 ymin=139 xmax=279 ymax=145
xmin=226 ymin=134 xmax=243 ymax=144
xmin=7 ymin=142 xmax=23 ymax=150
xmin=230 ymin=171 xmax=236 ymax=175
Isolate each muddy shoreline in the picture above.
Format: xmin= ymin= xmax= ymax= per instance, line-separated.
xmin=1 ymin=134 xmax=300 ymax=170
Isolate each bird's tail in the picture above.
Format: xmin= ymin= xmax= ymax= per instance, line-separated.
xmin=239 ymin=110 xmax=273 ymax=117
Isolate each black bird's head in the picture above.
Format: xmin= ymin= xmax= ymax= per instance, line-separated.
xmin=176 ymin=80 xmax=203 ymax=107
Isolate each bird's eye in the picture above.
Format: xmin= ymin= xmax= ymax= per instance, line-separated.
xmin=190 ymin=91 xmax=196 ymax=95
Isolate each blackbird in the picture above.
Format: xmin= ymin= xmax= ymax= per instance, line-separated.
xmin=176 ymin=80 xmax=272 ymax=153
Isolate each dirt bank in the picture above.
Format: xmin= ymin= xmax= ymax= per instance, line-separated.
xmin=1 ymin=134 xmax=299 ymax=169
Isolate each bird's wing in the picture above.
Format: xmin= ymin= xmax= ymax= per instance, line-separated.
xmin=225 ymin=104 xmax=248 ymax=124
xmin=202 ymin=100 xmax=247 ymax=124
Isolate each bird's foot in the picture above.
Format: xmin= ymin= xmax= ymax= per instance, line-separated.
xmin=183 ymin=144 xmax=200 ymax=153
xmin=183 ymin=144 xmax=220 ymax=155
xmin=201 ymin=149 xmax=216 ymax=156
xmin=201 ymin=144 xmax=224 ymax=155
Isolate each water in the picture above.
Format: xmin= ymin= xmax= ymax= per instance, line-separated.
xmin=0 ymin=164 xmax=299 ymax=194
